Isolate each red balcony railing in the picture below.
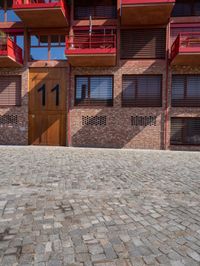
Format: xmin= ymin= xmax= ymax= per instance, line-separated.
xmin=0 ymin=36 xmax=23 ymax=66
xmin=171 ymin=32 xmax=200 ymax=61
xmin=66 ymin=34 xmax=116 ymax=54
xmin=13 ymin=0 xmax=68 ymax=17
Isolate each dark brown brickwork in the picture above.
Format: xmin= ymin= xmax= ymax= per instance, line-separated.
xmin=0 ymin=68 xmax=28 ymax=145
xmin=70 ymin=60 xmax=166 ymax=149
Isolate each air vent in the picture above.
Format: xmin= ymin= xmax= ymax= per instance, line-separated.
xmin=131 ymin=116 xmax=156 ymax=127
xmin=82 ymin=116 xmax=107 ymax=126
xmin=0 ymin=115 xmax=18 ymax=126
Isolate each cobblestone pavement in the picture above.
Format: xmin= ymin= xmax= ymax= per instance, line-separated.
xmin=0 ymin=146 xmax=200 ymax=266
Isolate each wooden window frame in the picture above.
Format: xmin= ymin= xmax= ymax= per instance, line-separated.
xmin=171 ymin=117 xmax=200 ymax=146
xmin=122 ymin=74 xmax=163 ymax=108
xmin=29 ymin=34 xmax=66 ymax=61
xmin=172 ymin=74 xmax=200 ymax=107
xmin=75 ymin=75 xmax=114 ymax=107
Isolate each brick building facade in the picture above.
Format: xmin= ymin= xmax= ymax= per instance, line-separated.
xmin=0 ymin=0 xmax=200 ymax=150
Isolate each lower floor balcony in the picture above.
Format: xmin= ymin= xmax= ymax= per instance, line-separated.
xmin=0 ymin=36 xmax=23 ymax=67
xmin=65 ymin=34 xmax=117 ymax=67
xmin=171 ymin=32 xmax=200 ymax=65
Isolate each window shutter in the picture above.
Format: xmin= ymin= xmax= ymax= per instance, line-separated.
xmin=0 ymin=76 xmax=21 ymax=106
xmin=121 ymin=29 xmax=166 ymax=59
xmin=122 ymin=75 xmax=162 ymax=107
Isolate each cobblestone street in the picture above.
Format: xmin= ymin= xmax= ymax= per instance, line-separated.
xmin=0 ymin=146 xmax=200 ymax=266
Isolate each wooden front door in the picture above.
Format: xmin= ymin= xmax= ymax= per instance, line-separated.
xmin=29 ymin=68 xmax=66 ymax=146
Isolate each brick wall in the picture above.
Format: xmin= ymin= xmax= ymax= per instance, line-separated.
xmin=70 ymin=60 xmax=166 ymax=149
xmin=0 ymin=68 xmax=28 ymax=145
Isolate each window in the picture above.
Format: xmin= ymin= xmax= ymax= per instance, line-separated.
xmin=121 ymin=29 xmax=166 ymax=59
xmin=74 ymin=0 xmax=117 ymax=20
xmin=171 ymin=118 xmax=200 ymax=145
xmin=172 ymin=75 xmax=200 ymax=107
xmin=122 ymin=75 xmax=162 ymax=107
xmin=30 ymin=34 xmax=66 ymax=61
xmin=0 ymin=76 xmax=21 ymax=106
xmin=0 ymin=0 xmax=21 ymax=22
xmin=75 ymin=76 xmax=113 ymax=106
xmin=172 ymin=0 xmax=200 ymax=17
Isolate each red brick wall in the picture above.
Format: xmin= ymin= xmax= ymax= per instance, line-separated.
xmin=70 ymin=60 xmax=166 ymax=149
xmin=0 ymin=68 xmax=28 ymax=145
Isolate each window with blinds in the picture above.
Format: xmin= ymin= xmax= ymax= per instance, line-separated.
xmin=172 ymin=75 xmax=200 ymax=107
xmin=172 ymin=0 xmax=200 ymax=17
xmin=122 ymin=75 xmax=162 ymax=107
xmin=171 ymin=118 xmax=200 ymax=145
xmin=75 ymin=76 xmax=113 ymax=106
xmin=0 ymin=76 xmax=21 ymax=106
xmin=120 ymin=29 xmax=166 ymax=59
xmin=74 ymin=0 xmax=117 ymax=20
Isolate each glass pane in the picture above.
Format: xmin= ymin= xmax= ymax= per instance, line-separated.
xmin=172 ymin=75 xmax=185 ymax=99
xmin=51 ymin=35 xmax=59 ymax=46
xmin=90 ymin=77 xmax=112 ymax=100
xmin=187 ymin=76 xmax=200 ymax=97
xmin=30 ymin=47 xmax=48 ymax=60
xmin=76 ymin=77 xmax=89 ymax=99
xmin=60 ymin=35 xmax=65 ymax=45
xmin=16 ymin=35 xmax=24 ymax=50
xmin=123 ymin=77 xmax=136 ymax=99
xmin=40 ymin=35 xmax=48 ymax=46
xmin=31 ymin=35 xmax=39 ymax=46
xmin=138 ymin=76 xmax=161 ymax=98
xmin=0 ymin=10 xmax=5 ymax=22
xmin=7 ymin=10 xmax=21 ymax=22
xmin=50 ymin=47 xmax=65 ymax=60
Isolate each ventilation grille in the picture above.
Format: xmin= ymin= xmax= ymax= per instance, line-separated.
xmin=82 ymin=116 xmax=107 ymax=126
xmin=131 ymin=116 xmax=157 ymax=127
xmin=0 ymin=115 xmax=18 ymax=126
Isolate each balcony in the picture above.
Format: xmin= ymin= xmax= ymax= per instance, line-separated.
xmin=0 ymin=36 xmax=23 ymax=67
xmin=12 ymin=0 xmax=68 ymax=28
xmin=171 ymin=33 xmax=200 ymax=65
xmin=65 ymin=34 xmax=117 ymax=67
xmin=121 ymin=0 xmax=175 ymax=25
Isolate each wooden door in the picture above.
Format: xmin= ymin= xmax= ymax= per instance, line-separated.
xmin=29 ymin=68 xmax=66 ymax=146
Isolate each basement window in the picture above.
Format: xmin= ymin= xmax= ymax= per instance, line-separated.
xmin=75 ymin=76 xmax=113 ymax=106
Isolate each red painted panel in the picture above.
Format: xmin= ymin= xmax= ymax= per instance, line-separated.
xmin=122 ymin=0 xmax=175 ymax=5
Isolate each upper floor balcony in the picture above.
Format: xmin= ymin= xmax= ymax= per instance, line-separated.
xmin=12 ymin=0 xmax=68 ymax=28
xmin=171 ymin=32 xmax=200 ymax=65
xmin=65 ymin=33 xmax=117 ymax=66
xmin=121 ymin=0 xmax=175 ymax=25
xmin=0 ymin=36 xmax=23 ymax=67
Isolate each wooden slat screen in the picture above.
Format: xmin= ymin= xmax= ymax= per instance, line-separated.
xmin=0 ymin=76 xmax=21 ymax=106
xmin=122 ymin=75 xmax=162 ymax=107
xmin=74 ymin=0 xmax=117 ymax=20
xmin=171 ymin=118 xmax=200 ymax=145
xmin=120 ymin=29 xmax=166 ymax=59
xmin=75 ymin=76 xmax=113 ymax=106
xmin=172 ymin=75 xmax=200 ymax=107
xmin=172 ymin=0 xmax=200 ymax=17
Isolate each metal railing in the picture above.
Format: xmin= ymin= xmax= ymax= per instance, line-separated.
xmin=0 ymin=36 xmax=23 ymax=65
xmin=66 ymin=34 xmax=116 ymax=50
xmin=171 ymin=32 xmax=200 ymax=61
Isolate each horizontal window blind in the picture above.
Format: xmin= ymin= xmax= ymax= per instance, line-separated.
xmin=75 ymin=76 xmax=113 ymax=106
xmin=74 ymin=0 xmax=117 ymax=19
xmin=172 ymin=0 xmax=200 ymax=17
xmin=122 ymin=75 xmax=162 ymax=107
xmin=0 ymin=76 xmax=21 ymax=106
xmin=121 ymin=29 xmax=166 ymax=59
xmin=171 ymin=118 xmax=200 ymax=145
xmin=172 ymin=75 xmax=200 ymax=107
